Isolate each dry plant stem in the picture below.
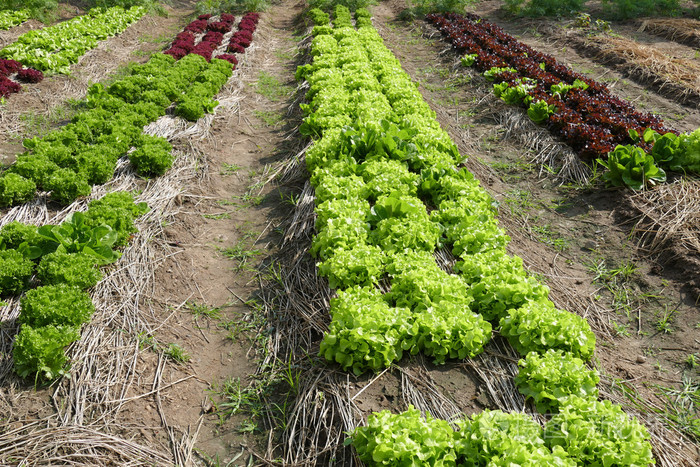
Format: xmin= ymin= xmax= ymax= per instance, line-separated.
xmin=629 ymin=179 xmax=700 ymax=255
xmin=566 ymin=33 xmax=700 ymax=109
xmin=598 ymin=375 xmax=698 ymax=467
xmin=0 ymin=420 xmax=173 ymax=466
xmin=493 ymin=107 xmax=590 ymax=184
xmin=637 ymin=18 xmax=700 ymax=49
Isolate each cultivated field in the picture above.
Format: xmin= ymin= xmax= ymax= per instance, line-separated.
xmin=0 ymin=0 xmax=698 ymax=465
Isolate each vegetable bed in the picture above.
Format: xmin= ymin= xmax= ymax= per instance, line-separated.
xmin=296 ymin=5 xmax=655 ymax=466
xmin=427 ymin=12 xmax=700 ymax=189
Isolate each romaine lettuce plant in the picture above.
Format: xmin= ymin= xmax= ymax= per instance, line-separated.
xmin=461 ymin=53 xmax=477 ymax=67
xmin=597 ymin=145 xmax=666 ymax=190
xmin=527 ymin=100 xmax=557 ymax=124
xmin=484 ymin=66 xmax=518 ymax=80
xmin=36 ymin=211 xmax=121 ymax=265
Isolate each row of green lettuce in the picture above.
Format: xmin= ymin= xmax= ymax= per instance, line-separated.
xmin=0 ymin=192 xmax=147 ymax=382
xmin=298 ymin=6 xmax=654 ymax=466
xmin=0 ymin=8 xmax=29 ymax=30
xmin=0 ymin=6 xmax=145 ymax=74
xmin=0 ymin=52 xmax=232 ymax=208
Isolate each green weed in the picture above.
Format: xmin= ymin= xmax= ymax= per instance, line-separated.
xmin=163 ymin=343 xmax=190 ymax=364
xmin=185 ymin=301 xmax=222 ymax=321
xmin=654 ymin=305 xmax=677 ymax=334
xmin=253 ymin=110 xmax=282 ymax=127
xmin=255 ymin=71 xmax=289 ymax=101
xmin=203 ymin=212 xmax=231 ymax=220
xmin=218 ymin=241 xmax=262 ymax=271
xmin=655 ymin=375 xmax=700 ymax=441
xmin=220 ymin=163 xmax=242 ymax=175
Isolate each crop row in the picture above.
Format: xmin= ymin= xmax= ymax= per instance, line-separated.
xmin=0 ymin=9 xmax=29 ymax=30
xmin=0 ymin=11 xmax=261 ymax=206
xmin=164 ymin=12 xmax=236 ymax=62
xmin=0 ymin=192 xmax=147 ymax=381
xmin=428 ymin=13 xmax=700 ymax=189
xmin=0 ymin=58 xmax=44 ymax=99
xmin=300 ymin=6 xmax=653 ymax=466
xmin=0 ymin=50 xmax=237 ymax=207
xmin=0 ymin=6 xmax=145 ymax=74
xmin=163 ymin=11 xmax=259 ymax=66
xmin=427 ymin=12 xmax=669 ymax=159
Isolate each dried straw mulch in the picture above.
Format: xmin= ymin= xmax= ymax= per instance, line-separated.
xmin=638 ymin=18 xmax=700 ymax=49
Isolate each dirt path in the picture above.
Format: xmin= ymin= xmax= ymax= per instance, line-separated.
xmin=128 ymin=0 xmax=310 ymax=463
